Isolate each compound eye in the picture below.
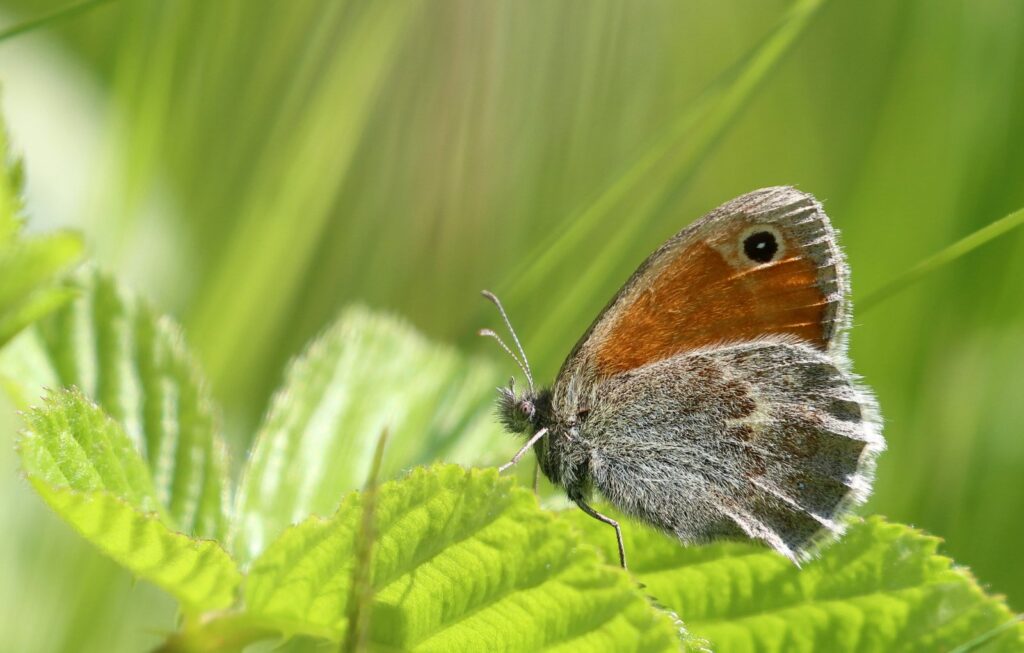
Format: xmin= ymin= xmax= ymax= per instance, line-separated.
xmin=518 ymin=400 xmax=535 ymax=419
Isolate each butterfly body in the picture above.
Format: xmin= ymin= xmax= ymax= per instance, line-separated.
xmin=491 ymin=187 xmax=883 ymax=565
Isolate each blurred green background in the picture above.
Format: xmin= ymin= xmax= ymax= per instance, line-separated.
xmin=0 ymin=0 xmax=1022 ymax=650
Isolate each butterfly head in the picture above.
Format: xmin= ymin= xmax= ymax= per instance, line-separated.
xmin=479 ymin=289 xmax=549 ymax=435
xmin=495 ymin=379 xmax=548 ymax=434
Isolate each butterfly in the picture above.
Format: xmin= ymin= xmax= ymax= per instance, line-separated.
xmin=480 ymin=186 xmax=884 ymax=567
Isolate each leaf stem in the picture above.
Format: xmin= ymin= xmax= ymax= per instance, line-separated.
xmin=342 ymin=428 xmax=389 ymax=653
xmin=152 ymin=613 xmax=278 ymax=653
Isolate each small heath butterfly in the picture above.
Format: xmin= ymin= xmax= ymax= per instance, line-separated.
xmin=481 ymin=187 xmax=884 ymax=567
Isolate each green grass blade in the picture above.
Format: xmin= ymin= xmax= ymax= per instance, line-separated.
xmin=186 ymin=1 xmax=419 ymax=401
xmin=497 ymin=0 xmax=828 ymax=364
xmin=859 ymin=205 xmax=1024 ymax=311
xmin=0 ymin=0 xmax=115 ymax=43
xmin=948 ymin=616 xmax=1024 ymax=653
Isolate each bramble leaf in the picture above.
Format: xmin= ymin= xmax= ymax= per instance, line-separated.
xmin=18 ymin=389 xmax=241 ymax=612
xmin=37 ymin=270 xmax=230 ymax=540
xmin=232 ymin=307 xmax=504 ymax=565
xmin=566 ymin=512 xmax=1024 ymax=652
xmin=243 ymin=464 xmax=686 ymax=652
xmin=0 ymin=125 xmax=82 ymax=349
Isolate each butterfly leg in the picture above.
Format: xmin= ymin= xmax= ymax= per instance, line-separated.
xmin=572 ymin=495 xmax=627 ymax=569
xmin=498 ymin=427 xmax=549 ymax=473
xmin=532 ymin=460 xmax=540 ymax=496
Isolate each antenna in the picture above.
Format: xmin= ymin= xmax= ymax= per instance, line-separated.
xmin=480 ymin=290 xmax=535 ymax=391
xmin=478 ymin=328 xmax=533 ymax=389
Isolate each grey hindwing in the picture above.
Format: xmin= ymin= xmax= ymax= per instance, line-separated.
xmin=580 ymin=338 xmax=884 ymax=563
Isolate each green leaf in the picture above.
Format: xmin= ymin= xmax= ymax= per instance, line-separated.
xmin=0 ymin=285 xmax=77 ymax=350
xmin=20 ymin=388 xmax=165 ymax=515
xmin=243 ymin=464 xmax=683 ymax=652
xmin=37 ymin=269 xmax=230 ymax=540
xmin=18 ymin=389 xmax=241 ymax=612
xmin=231 ymin=306 xmax=504 ymax=565
xmin=0 ymin=122 xmax=23 ymax=244
xmin=0 ymin=233 xmax=83 ymax=312
xmin=0 ymin=328 xmax=60 ymax=409
xmin=0 ymin=123 xmax=83 ymax=348
xmin=565 ymin=512 xmax=1024 ymax=652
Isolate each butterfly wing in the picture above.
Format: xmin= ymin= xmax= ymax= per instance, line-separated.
xmin=547 ymin=187 xmax=882 ymax=560
xmin=554 ymin=186 xmax=850 ymax=414
xmin=582 ymin=339 xmax=883 ymax=562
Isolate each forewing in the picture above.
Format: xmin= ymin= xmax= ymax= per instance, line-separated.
xmin=582 ymin=339 xmax=883 ymax=562
xmin=555 ymin=187 xmax=849 ymax=410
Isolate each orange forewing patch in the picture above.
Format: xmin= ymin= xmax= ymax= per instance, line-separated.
xmin=595 ymin=240 xmax=826 ymax=377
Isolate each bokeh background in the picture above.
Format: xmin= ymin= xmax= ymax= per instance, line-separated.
xmin=0 ymin=0 xmax=1022 ymax=650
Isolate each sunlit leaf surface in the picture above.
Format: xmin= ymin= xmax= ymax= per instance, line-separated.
xmin=232 ymin=307 xmax=503 ymax=565
xmin=38 ymin=270 xmax=230 ymax=540
xmin=245 ymin=465 xmax=685 ymax=652
xmin=18 ymin=390 xmax=240 ymax=612
xmin=566 ymin=512 xmax=1024 ymax=652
